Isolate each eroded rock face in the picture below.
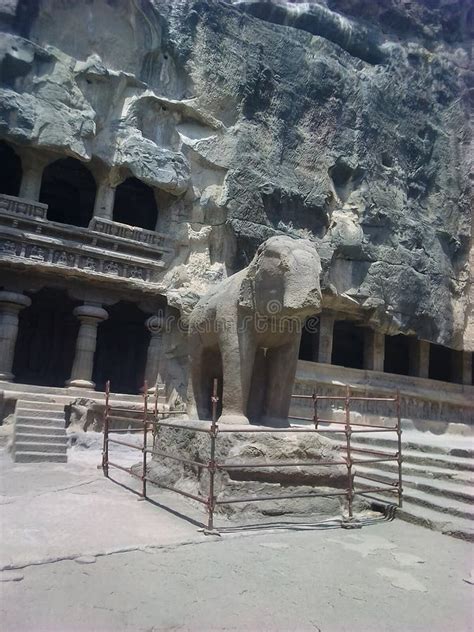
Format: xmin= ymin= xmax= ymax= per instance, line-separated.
xmin=146 ymin=424 xmax=352 ymax=519
xmin=0 ymin=0 xmax=471 ymax=347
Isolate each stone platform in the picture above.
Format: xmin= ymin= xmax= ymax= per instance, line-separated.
xmin=146 ymin=420 xmax=367 ymax=520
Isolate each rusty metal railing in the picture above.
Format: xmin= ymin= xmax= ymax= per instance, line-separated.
xmin=102 ymin=380 xmax=402 ymax=534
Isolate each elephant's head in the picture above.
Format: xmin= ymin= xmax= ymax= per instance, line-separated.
xmin=238 ymin=236 xmax=322 ymax=318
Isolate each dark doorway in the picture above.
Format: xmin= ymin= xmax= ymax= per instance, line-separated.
xmin=113 ymin=177 xmax=158 ymax=230
xmin=0 ymin=141 xmax=22 ymax=197
xmin=299 ymin=318 xmax=319 ymax=361
xmin=40 ymin=158 xmax=96 ymax=227
xmin=93 ymin=301 xmax=150 ymax=394
xmin=331 ymin=321 xmax=365 ymax=369
xmin=384 ymin=334 xmax=410 ymax=376
xmin=429 ymin=344 xmax=453 ymax=382
xmin=13 ymin=288 xmax=79 ymax=387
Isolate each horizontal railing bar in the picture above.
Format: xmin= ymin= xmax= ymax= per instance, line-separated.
xmin=354 ymin=486 xmax=399 ymax=495
xmin=146 ymin=480 xmax=208 ymax=505
xmin=215 ymin=490 xmax=349 ymax=505
xmin=218 ymin=459 xmax=347 ymax=469
xmin=354 ymin=473 xmax=399 ymax=487
xmin=291 ymin=394 xmax=314 ymax=399
xmin=217 ymin=427 xmax=345 ymax=434
xmin=351 ymin=428 xmax=397 ymax=434
xmin=107 ymin=438 xmax=143 ymax=450
xmin=287 ymin=415 xmax=315 ymax=422
xmin=107 ymin=428 xmax=144 ymax=434
xmin=107 ymin=461 xmax=142 ymax=479
xmin=349 ymin=397 xmax=397 ymax=402
xmin=352 ymin=457 xmax=399 ymax=464
xmin=145 ymin=449 xmax=207 ymax=469
xmin=154 ymin=421 xmax=211 ymax=433
xmin=312 ymin=396 xmax=346 ymax=400
xmin=108 ymin=407 xmax=152 ymax=415
xmin=351 ymin=446 xmax=397 ymax=457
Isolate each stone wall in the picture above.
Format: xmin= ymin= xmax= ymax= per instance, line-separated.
xmin=0 ymin=0 xmax=471 ymax=350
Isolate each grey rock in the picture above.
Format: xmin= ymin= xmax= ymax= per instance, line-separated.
xmin=0 ymin=0 xmax=470 ymax=348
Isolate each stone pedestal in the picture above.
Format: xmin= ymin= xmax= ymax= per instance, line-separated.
xmin=317 ymin=312 xmax=334 ymax=364
xmin=364 ymin=330 xmax=385 ymax=372
xmin=144 ymin=314 xmax=165 ymax=392
xmin=409 ymin=339 xmax=430 ymax=378
xmin=0 ymin=291 xmax=31 ymax=381
xmin=146 ymin=422 xmax=359 ymax=520
xmin=66 ymin=305 xmax=108 ymax=389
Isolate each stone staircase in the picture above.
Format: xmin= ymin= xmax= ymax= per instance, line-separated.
xmin=13 ymin=398 xmax=68 ymax=463
xmin=349 ymin=429 xmax=474 ymax=541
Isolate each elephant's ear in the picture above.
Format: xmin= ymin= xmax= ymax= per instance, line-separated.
xmin=238 ymin=277 xmax=255 ymax=310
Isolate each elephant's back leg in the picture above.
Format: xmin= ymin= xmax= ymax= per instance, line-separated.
xmin=189 ymin=333 xmax=222 ymax=420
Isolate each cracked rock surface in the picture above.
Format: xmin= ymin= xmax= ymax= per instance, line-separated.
xmin=0 ymin=0 xmax=471 ymax=345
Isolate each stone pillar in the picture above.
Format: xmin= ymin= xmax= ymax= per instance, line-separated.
xmin=409 ymin=339 xmax=430 ymax=378
xmin=453 ymin=350 xmax=472 ymax=386
xmin=93 ymin=181 xmax=115 ymax=220
xmin=66 ymin=305 xmax=108 ymax=389
xmin=364 ymin=330 xmax=385 ymax=372
xmin=18 ymin=152 xmax=48 ymax=201
xmin=144 ymin=314 xmax=165 ymax=392
xmin=317 ymin=312 xmax=335 ymax=364
xmin=0 ymin=291 xmax=31 ymax=381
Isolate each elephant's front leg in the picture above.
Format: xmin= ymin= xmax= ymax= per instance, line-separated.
xmin=262 ymin=337 xmax=301 ymax=427
xmin=218 ymin=326 xmax=255 ymax=425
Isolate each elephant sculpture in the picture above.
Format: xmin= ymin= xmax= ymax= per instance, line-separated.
xmin=187 ymin=236 xmax=322 ymax=426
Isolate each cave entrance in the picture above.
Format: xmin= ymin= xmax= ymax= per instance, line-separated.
xmin=40 ymin=157 xmax=96 ymax=227
xmin=429 ymin=344 xmax=453 ymax=382
xmin=13 ymin=288 xmax=79 ymax=387
xmin=331 ymin=321 xmax=365 ymax=369
xmin=112 ymin=177 xmax=158 ymax=230
xmin=299 ymin=317 xmax=319 ymax=361
xmin=384 ymin=334 xmax=410 ymax=376
xmin=92 ymin=301 xmax=150 ymax=394
xmin=0 ymin=141 xmax=22 ymax=197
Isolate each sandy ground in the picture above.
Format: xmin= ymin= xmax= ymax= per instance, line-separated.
xmin=1 ymin=437 xmax=473 ymax=631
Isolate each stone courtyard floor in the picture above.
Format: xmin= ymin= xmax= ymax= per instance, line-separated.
xmin=1 ymin=440 xmax=473 ymax=632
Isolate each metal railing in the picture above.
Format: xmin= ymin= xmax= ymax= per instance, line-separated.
xmin=102 ymin=380 xmax=402 ymax=534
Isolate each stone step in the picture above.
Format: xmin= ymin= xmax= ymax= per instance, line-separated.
xmin=15 ymin=420 xmax=66 ymax=436
xmin=15 ymin=440 xmax=68 ymax=454
xmin=16 ymin=401 xmax=66 ymax=412
xmin=396 ymin=503 xmax=474 ymax=542
xmin=349 ymin=434 xmax=474 ymax=459
xmin=331 ymin=439 xmax=474 ymax=471
xmin=356 ymin=479 xmax=474 ymax=521
xmin=16 ymin=409 xmax=65 ymax=420
xmin=361 ymin=458 xmax=473 ymax=485
xmin=15 ymin=414 xmax=66 ymax=427
xmin=14 ymin=450 xmax=68 ymax=463
xmin=15 ymin=430 xmax=68 ymax=443
xmin=354 ymin=465 xmax=474 ymax=505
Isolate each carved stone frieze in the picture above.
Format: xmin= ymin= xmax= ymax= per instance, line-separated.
xmin=0 ymin=236 xmax=152 ymax=282
xmin=0 ymin=194 xmax=48 ymax=220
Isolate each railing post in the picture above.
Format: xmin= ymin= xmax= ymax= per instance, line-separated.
xmin=396 ymin=389 xmax=403 ymax=508
xmin=205 ymin=378 xmax=219 ymax=535
xmin=345 ymin=385 xmax=353 ymax=519
xmin=102 ymin=380 xmax=110 ymax=477
xmin=312 ymin=389 xmax=318 ymax=430
xmin=141 ymin=381 xmax=148 ymax=500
